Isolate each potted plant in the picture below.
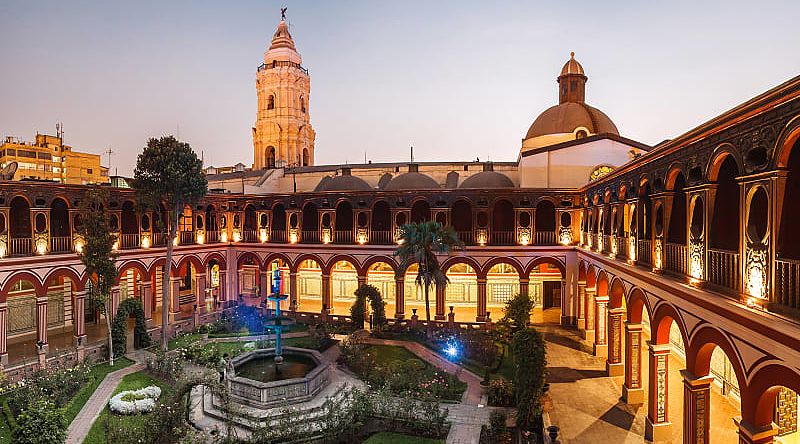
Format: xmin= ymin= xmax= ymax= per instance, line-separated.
xmin=198 ymin=324 xmax=210 ymax=340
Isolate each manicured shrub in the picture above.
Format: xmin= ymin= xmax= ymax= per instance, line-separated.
xmin=511 ymin=327 xmax=547 ymax=431
xmin=12 ymin=399 xmax=67 ymax=444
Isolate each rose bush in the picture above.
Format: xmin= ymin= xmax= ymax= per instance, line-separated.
xmin=109 ymin=385 xmax=162 ymax=415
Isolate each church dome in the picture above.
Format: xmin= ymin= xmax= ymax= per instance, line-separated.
xmin=459 ymin=171 xmax=514 ymax=189
xmin=525 ymin=102 xmax=618 ymax=140
xmin=560 ymin=52 xmax=585 ymax=76
xmin=384 ymin=172 xmax=440 ymax=190
xmin=314 ymin=174 xmax=372 ymax=192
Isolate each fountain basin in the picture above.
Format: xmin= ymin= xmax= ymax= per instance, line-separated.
xmin=226 ymin=347 xmax=331 ymax=408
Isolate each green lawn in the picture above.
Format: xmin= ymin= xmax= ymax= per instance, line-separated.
xmin=364 ymin=432 xmax=445 ymax=444
xmin=83 ymin=371 xmax=172 ymax=444
xmin=367 ymin=344 xmax=421 ymax=366
xmin=0 ymin=357 xmax=134 ymax=444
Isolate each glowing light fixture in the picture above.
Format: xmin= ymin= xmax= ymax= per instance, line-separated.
xmin=259 ymin=228 xmax=269 ymax=243
xmin=322 ymin=229 xmax=331 ymax=244
xmin=141 ymin=235 xmax=151 ymax=249
xmin=289 ymin=229 xmax=298 ymax=244
xmin=220 ymin=231 xmax=228 ymax=243
xmin=356 ymin=230 xmax=368 ymax=245
xmin=195 ymin=233 xmax=204 ymax=245
xmin=36 ymin=238 xmax=48 ymax=255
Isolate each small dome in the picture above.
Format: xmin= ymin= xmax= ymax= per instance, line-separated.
xmin=460 ymin=171 xmax=514 ymax=189
xmin=384 ymin=172 xmax=440 ymax=190
xmin=561 ymin=52 xmax=585 ymax=76
xmin=525 ymin=102 xmax=618 ymax=140
xmin=314 ymin=175 xmax=372 ymax=192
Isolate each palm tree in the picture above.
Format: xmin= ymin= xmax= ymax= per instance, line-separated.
xmin=394 ymin=221 xmax=463 ymax=330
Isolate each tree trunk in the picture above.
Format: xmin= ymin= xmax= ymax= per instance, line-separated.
xmin=160 ymin=206 xmax=179 ymax=350
xmin=105 ymin=297 xmax=114 ymax=366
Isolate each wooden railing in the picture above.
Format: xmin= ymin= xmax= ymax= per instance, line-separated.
xmin=775 ymin=257 xmax=800 ymax=310
xmin=371 ymin=230 xmax=392 ymax=245
xmin=637 ymin=239 xmax=652 ymax=267
xmin=334 ymin=230 xmax=353 ymax=244
xmin=9 ymin=238 xmax=31 ymax=256
xmin=119 ymin=233 xmax=140 ymax=250
xmin=302 ymin=230 xmax=320 ymax=243
xmin=243 ymin=229 xmax=259 ymax=243
xmin=615 ymin=236 xmax=627 ymax=258
xmin=492 ymin=231 xmax=515 ymax=246
xmin=535 ymin=231 xmax=556 ymax=246
xmin=50 ymin=236 xmax=72 ymax=253
xmin=665 ymin=242 xmax=688 ymax=276
xmin=271 ymin=230 xmax=287 ymax=243
xmin=601 ymin=235 xmax=611 ymax=254
xmin=206 ymin=230 xmax=219 ymax=243
xmin=152 ymin=232 xmax=168 ymax=246
xmin=179 ymin=231 xmax=194 ymax=245
xmin=708 ymin=248 xmax=739 ymax=292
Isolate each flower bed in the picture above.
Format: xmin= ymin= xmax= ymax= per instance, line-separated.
xmin=108 ymin=386 xmax=161 ymax=415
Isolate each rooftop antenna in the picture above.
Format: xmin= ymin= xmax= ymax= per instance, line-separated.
xmin=105 ymin=147 xmax=114 ymax=172
xmin=364 ymin=152 xmax=367 ymax=164
xmin=410 ymin=146 xmax=414 ymax=163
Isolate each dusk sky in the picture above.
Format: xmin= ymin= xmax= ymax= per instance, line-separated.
xmin=2 ymin=1 xmax=799 ymax=176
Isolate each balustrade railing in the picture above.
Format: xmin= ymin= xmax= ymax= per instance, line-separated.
xmin=152 ymin=232 xmax=168 ymax=246
xmin=334 ymin=230 xmax=353 ymax=244
xmin=205 ymin=230 xmax=219 ymax=243
xmin=665 ymin=242 xmax=688 ymax=276
xmin=535 ymin=231 xmax=556 ymax=245
xmin=243 ymin=230 xmax=259 ymax=243
xmin=10 ymin=237 xmax=31 ymax=256
xmin=119 ymin=233 xmax=140 ymax=250
xmin=775 ymin=257 xmax=800 ymax=310
xmin=708 ymin=248 xmax=739 ymax=292
xmin=302 ymin=231 xmax=320 ymax=243
xmin=491 ymin=231 xmax=515 ymax=246
xmin=601 ymin=235 xmax=611 ymax=254
xmin=179 ymin=231 xmax=194 ymax=245
xmin=271 ymin=230 xmax=287 ymax=243
xmin=370 ymin=230 xmax=392 ymax=245
xmin=637 ymin=239 xmax=652 ymax=266
xmin=615 ymin=236 xmax=627 ymax=258
xmin=456 ymin=231 xmax=474 ymax=245
xmin=50 ymin=236 xmax=72 ymax=253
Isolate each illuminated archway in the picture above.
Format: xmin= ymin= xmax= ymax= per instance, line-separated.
xmin=331 ymin=260 xmax=359 ymax=314
xmin=444 ymin=263 xmax=478 ymax=322
xmin=296 ymin=259 xmax=322 ymax=313
xmin=366 ymin=262 xmax=397 ymax=317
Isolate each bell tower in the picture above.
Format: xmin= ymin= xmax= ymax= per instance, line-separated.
xmin=252 ymin=9 xmax=315 ymax=170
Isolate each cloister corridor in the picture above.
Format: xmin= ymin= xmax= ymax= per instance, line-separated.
xmin=539 ymin=312 xmax=741 ymax=443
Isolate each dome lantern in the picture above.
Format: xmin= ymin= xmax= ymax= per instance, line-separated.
xmin=558 ymin=52 xmax=587 ymax=104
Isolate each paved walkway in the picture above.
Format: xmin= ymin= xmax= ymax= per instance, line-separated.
xmin=360 ymin=337 xmax=493 ymax=444
xmin=65 ymin=350 xmax=149 ymax=444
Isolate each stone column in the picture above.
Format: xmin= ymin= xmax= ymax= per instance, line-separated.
xmin=577 ymin=282 xmax=587 ymax=333
xmin=519 ymin=277 xmax=530 ymax=296
xmin=289 ymin=271 xmax=298 ymax=311
xmin=321 ymin=273 xmax=332 ymax=314
xmin=169 ymin=277 xmax=181 ymax=321
xmin=476 ymin=277 xmax=487 ymax=322
xmin=623 ymin=322 xmax=644 ymax=404
xmin=142 ymin=285 xmax=153 ymax=320
xmin=645 ymin=342 xmax=672 ymax=442
xmin=36 ymin=295 xmax=48 ymax=351
xmin=434 ymin=284 xmax=446 ymax=321
xmin=195 ymin=273 xmax=207 ymax=315
xmin=682 ymin=370 xmax=714 ymax=444
xmin=735 ymin=419 xmax=778 ymax=444
xmin=606 ymin=307 xmax=624 ymax=376
xmin=593 ymin=295 xmax=609 ymax=357
xmin=583 ymin=287 xmax=596 ymax=341
xmin=0 ymin=302 xmax=7 ymax=366
xmin=394 ymin=276 xmax=405 ymax=319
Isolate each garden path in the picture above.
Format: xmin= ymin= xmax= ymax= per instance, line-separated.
xmin=360 ymin=338 xmax=494 ymax=444
xmin=65 ymin=350 xmax=149 ymax=444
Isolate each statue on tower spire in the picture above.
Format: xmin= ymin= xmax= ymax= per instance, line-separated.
xmin=281 ymin=7 xmax=287 ymax=20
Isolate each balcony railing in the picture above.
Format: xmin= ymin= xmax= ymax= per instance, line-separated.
xmin=302 ymin=230 xmax=319 ymax=244
xmin=179 ymin=231 xmax=194 ymax=245
xmin=334 ymin=230 xmax=353 ymax=244
xmin=637 ymin=239 xmax=652 ymax=267
xmin=152 ymin=232 xmax=168 ymax=247
xmin=456 ymin=230 xmax=474 ymax=246
xmin=665 ymin=242 xmax=688 ymax=276
xmin=119 ymin=233 xmax=140 ymax=250
xmin=708 ymin=248 xmax=739 ymax=292
xmin=615 ymin=235 xmax=627 ymax=258
xmin=50 ymin=236 xmax=72 ymax=253
xmin=257 ymin=60 xmax=309 ymax=75
xmin=775 ymin=257 xmax=800 ymax=310
xmin=10 ymin=237 xmax=31 ymax=256
xmin=243 ymin=230 xmax=259 ymax=243
xmin=535 ymin=231 xmax=556 ymax=246
xmin=492 ymin=231 xmax=515 ymax=246
xmin=206 ymin=230 xmax=219 ymax=243
xmin=601 ymin=235 xmax=611 ymax=254
xmin=371 ymin=230 xmax=392 ymax=245
xmin=271 ymin=230 xmax=287 ymax=243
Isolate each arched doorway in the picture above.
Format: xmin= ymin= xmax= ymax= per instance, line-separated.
xmin=331 ymin=260 xmax=359 ymax=315
xmin=637 ymin=182 xmax=653 ymax=266
xmin=296 ymin=259 xmax=322 ymax=313
xmin=492 ymin=199 xmax=514 ymax=245
xmin=528 ymin=260 xmax=565 ymax=323
xmin=709 ymin=155 xmax=740 ymax=291
xmin=335 ymin=201 xmax=353 ymax=243
xmin=452 ymin=200 xmax=473 ymax=244
xmin=486 ymin=262 xmax=520 ymax=317
xmin=49 ymin=198 xmax=70 ymax=252
xmin=410 ymin=200 xmax=431 ymax=224
xmin=366 ymin=262 xmax=396 ymax=317
xmin=243 ymin=204 xmax=258 ymax=243
xmin=777 ymin=137 xmax=800 ymax=309
xmin=272 ymin=204 xmax=287 ymax=243
xmin=302 ymin=202 xmax=319 ymax=243
xmin=371 ymin=201 xmax=391 ymax=244
xmin=444 ymin=263 xmax=478 ymax=322
xmin=535 ymin=200 xmax=556 ymax=245
xmin=9 ymin=196 xmax=31 ymax=256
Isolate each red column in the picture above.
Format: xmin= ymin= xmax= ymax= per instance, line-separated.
xmin=0 ymin=302 xmax=7 ymax=366
xmin=682 ymin=370 xmax=714 ymax=444
xmin=593 ymin=295 xmax=609 ymax=357
xmin=36 ymin=296 xmax=48 ymax=349
xmin=645 ymin=342 xmax=673 ymax=442
xmin=735 ymin=419 xmax=778 ymax=444
xmin=142 ymin=285 xmax=153 ymax=320
xmin=321 ymin=273 xmax=331 ymax=314
xmin=74 ymin=291 xmax=86 ymax=341
xmin=519 ymin=277 xmax=530 ymax=296
xmin=583 ymin=287 xmax=595 ymax=341
xmin=476 ymin=277 xmax=487 ymax=322
xmin=577 ymin=282 xmax=586 ymax=333
xmin=394 ymin=276 xmax=405 ymax=319
xmin=606 ymin=307 xmax=624 ymax=376
xmin=434 ymin=284 xmax=446 ymax=321
xmin=289 ymin=271 xmax=298 ymax=311
xmin=623 ymin=322 xmax=644 ymax=404
xmin=169 ymin=277 xmax=180 ymax=321
xmin=195 ymin=273 xmax=207 ymax=315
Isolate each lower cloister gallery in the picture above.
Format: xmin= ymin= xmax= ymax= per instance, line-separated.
xmin=2 ymin=8 xmax=800 ymax=444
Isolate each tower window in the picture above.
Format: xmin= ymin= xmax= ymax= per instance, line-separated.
xmin=267 ymin=146 xmax=276 ymax=168
xmin=302 ymin=148 xmax=309 ymax=166
xmin=267 ymin=95 xmax=275 ymax=110
xmin=300 ymin=97 xmax=306 ymax=113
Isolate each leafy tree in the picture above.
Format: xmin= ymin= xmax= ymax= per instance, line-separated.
xmin=394 ymin=221 xmax=462 ymax=331
xmin=132 ymin=136 xmax=207 ymax=350
xmin=502 ymin=292 xmax=535 ymax=332
xmin=76 ymin=186 xmax=118 ymax=365
xmin=511 ymin=327 xmax=547 ymax=431
xmin=350 ymin=285 xmax=386 ymax=330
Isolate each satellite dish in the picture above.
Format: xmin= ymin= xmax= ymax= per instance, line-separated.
xmin=0 ymin=162 xmax=18 ymax=180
